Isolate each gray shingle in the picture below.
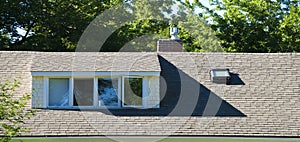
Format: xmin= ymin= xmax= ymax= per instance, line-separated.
xmin=1 ymin=51 xmax=300 ymax=137
xmin=31 ymin=52 xmax=161 ymax=72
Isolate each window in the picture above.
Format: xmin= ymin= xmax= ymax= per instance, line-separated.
xmin=73 ymin=78 xmax=94 ymax=106
xmin=98 ymin=78 xmax=120 ymax=107
xmin=122 ymin=77 xmax=143 ymax=107
xmin=45 ymin=76 xmax=146 ymax=109
xmin=49 ymin=78 xmax=69 ymax=106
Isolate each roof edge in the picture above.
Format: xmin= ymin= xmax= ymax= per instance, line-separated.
xmin=31 ymin=71 xmax=160 ymax=77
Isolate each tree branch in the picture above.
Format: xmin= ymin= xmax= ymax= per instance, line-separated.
xmin=10 ymin=21 xmax=35 ymax=48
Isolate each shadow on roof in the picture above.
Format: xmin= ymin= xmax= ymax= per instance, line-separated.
xmin=99 ymin=55 xmax=246 ymax=117
xmin=228 ymin=72 xmax=245 ymax=85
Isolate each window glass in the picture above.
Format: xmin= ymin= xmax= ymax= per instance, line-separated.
xmin=73 ymin=78 xmax=94 ymax=106
xmin=49 ymin=78 xmax=69 ymax=106
xmin=123 ymin=77 xmax=143 ymax=106
xmin=98 ymin=78 xmax=119 ymax=107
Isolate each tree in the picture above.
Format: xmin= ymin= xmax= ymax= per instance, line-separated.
xmin=279 ymin=4 xmax=300 ymax=52
xmin=100 ymin=0 xmax=174 ymax=52
xmin=0 ymin=0 xmax=122 ymax=51
xmin=0 ymin=0 xmax=222 ymax=52
xmin=76 ymin=0 xmax=178 ymax=52
xmin=177 ymin=14 xmax=223 ymax=52
xmin=191 ymin=0 xmax=300 ymax=52
xmin=0 ymin=79 xmax=35 ymax=142
xmin=87 ymin=0 xmax=219 ymax=52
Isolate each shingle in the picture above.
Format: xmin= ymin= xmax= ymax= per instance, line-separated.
xmin=1 ymin=51 xmax=300 ymax=137
xmin=30 ymin=52 xmax=161 ymax=72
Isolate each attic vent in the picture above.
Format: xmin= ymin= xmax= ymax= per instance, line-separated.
xmin=210 ymin=69 xmax=231 ymax=84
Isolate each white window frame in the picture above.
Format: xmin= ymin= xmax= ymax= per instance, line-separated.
xmin=122 ymin=76 xmax=144 ymax=108
xmin=44 ymin=76 xmax=73 ymax=108
xmin=45 ymin=76 xmax=96 ymax=109
xmin=46 ymin=77 xmax=71 ymax=109
xmin=71 ymin=77 xmax=96 ymax=109
xmin=43 ymin=77 xmax=48 ymax=108
xmin=42 ymin=75 xmax=148 ymax=109
xmin=97 ymin=76 xmax=121 ymax=109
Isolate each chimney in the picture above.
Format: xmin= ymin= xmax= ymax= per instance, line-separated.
xmin=157 ymin=26 xmax=183 ymax=52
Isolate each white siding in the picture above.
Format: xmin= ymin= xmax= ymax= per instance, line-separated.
xmin=146 ymin=76 xmax=160 ymax=108
xmin=32 ymin=77 xmax=44 ymax=108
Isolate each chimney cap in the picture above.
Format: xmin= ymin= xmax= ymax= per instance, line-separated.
xmin=170 ymin=26 xmax=180 ymax=40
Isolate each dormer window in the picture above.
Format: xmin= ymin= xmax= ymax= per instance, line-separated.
xmin=32 ymin=72 xmax=160 ymax=109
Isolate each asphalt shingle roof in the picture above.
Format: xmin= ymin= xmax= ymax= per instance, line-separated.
xmin=0 ymin=51 xmax=300 ymax=137
xmin=30 ymin=52 xmax=161 ymax=72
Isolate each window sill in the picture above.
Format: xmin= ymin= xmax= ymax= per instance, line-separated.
xmin=43 ymin=106 xmax=150 ymax=110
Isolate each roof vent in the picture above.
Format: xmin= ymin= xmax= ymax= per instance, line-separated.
xmin=170 ymin=26 xmax=180 ymax=40
xmin=210 ymin=69 xmax=231 ymax=84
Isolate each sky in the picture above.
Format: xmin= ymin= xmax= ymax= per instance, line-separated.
xmin=189 ymin=0 xmax=215 ymax=16
xmin=199 ymin=0 xmax=211 ymax=8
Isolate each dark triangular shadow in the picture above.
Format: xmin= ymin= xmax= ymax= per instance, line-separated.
xmin=228 ymin=72 xmax=245 ymax=85
xmin=100 ymin=55 xmax=246 ymax=117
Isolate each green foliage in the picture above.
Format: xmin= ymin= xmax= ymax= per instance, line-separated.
xmin=178 ymin=14 xmax=223 ymax=52
xmin=101 ymin=19 xmax=169 ymax=52
xmin=1 ymin=0 xmax=218 ymax=52
xmin=279 ymin=5 xmax=300 ymax=52
xmin=100 ymin=0 xmax=173 ymax=52
xmin=0 ymin=79 xmax=35 ymax=142
xmin=193 ymin=0 xmax=300 ymax=52
xmin=4 ymin=0 xmax=299 ymax=52
xmin=0 ymin=0 xmax=121 ymax=51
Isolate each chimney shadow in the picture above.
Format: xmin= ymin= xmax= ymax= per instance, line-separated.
xmin=100 ymin=55 xmax=246 ymax=117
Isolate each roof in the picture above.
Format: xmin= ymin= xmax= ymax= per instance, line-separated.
xmin=29 ymin=52 xmax=160 ymax=72
xmin=1 ymin=51 xmax=300 ymax=137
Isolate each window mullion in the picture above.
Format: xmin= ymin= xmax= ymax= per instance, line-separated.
xmin=142 ymin=77 xmax=147 ymax=108
xmin=43 ymin=77 xmax=49 ymax=108
xmin=121 ymin=76 xmax=125 ymax=107
xmin=94 ymin=77 xmax=98 ymax=108
xmin=69 ymin=77 xmax=74 ymax=107
xmin=118 ymin=77 xmax=121 ymax=108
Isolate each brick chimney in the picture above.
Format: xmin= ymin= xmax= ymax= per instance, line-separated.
xmin=157 ymin=26 xmax=182 ymax=52
xmin=157 ymin=39 xmax=182 ymax=52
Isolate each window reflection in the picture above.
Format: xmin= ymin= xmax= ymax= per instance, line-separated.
xmin=49 ymin=78 xmax=69 ymax=106
xmin=98 ymin=78 xmax=119 ymax=107
xmin=123 ymin=78 xmax=143 ymax=106
xmin=73 ymin=78 xmax=94 ymax=106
